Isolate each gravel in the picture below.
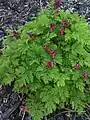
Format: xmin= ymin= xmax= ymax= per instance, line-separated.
xmin=0 ymin=0 xmax=49 ymax=29
xmin=61 ymin=0 xmax=90 ymax=24
xmin=0 ymin=0 xmax=90 ymax=30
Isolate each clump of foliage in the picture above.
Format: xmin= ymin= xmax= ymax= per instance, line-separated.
xmin=0 ymin=0 xmax=90 ymax=119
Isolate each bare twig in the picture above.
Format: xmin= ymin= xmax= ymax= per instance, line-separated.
xmin=22 ymin=111 xmax=25 ymax=120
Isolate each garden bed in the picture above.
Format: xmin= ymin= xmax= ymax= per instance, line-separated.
xmin=0 ymin=0 xmax=90 ymax=120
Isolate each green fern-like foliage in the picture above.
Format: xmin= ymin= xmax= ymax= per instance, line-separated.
xmin=0 ymin=4 xmax=90 ymax=120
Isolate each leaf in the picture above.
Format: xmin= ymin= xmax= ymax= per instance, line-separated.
xmin=49 ymin=43 xmax=57 ymax=49
xmin=59 ymin=10 xmax=65 ymax=20
xmin=0 ymin=65 xmax=5 ymax=76
xmin=3 ymin=73 xmax=13 ymax=85
xmin=36 ymin=66 xmax=44 ymax=72
xmin=53 ymin=96 xmax=59 ymax=104
xmin=48 ymin=68 xmax=60 ymax=82
xmin=49 ymin=32 xmax=57 ymax=39
xmin=57 ymin=74 xmax=69 ymax=87
xmin=76 ymin=82 xmax=84 ymax=92
xmin=45 ymin=101 xmax=55 ymax=113
xmin=65 ymin=29 xmax=72 ymax=41
xmin=29 ymin=59 xmax=39 ymax=66
xmin=28 ymin=71 xmax=33 ymax=83
xmin=37 ymin=14 xmax=49 ymax=26
xmin=57 ymin=78 xmax=65 ymax=87
xmin=15 ymin=78 xmax=26 ymax=87
xmin=18 ymin=66 xmax=26 ymax=74
xmin=54 ymin=54 xmax=62 ymax=65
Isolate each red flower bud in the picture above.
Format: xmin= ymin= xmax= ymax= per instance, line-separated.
xmin=45 ymin=45 xmax=51 ymax=54
xmin=51 ymin=50 xmax=56 ymax=59
xmin=61 ymin=20 xmax=69 ymax=28
xmin=59 ymin=28 xmax=65 ymax=35
xmin=74 ymin=64 xmax=81 ymax=70
xmin=54 ymin=0 xmax=61 ymax=9
xmin=29 ymin=34 xmax=35 ymax=40
xmin=27 ymin=33 xmax=35 ymax=40
xmin=82 ymin=72 xmax=88 ymax=79
xmin=20 ymin=106 xmax=28 ymax=112
xmin=50 ymin=23 xmax=56 ymax=32
xmin=46 ymin=61 xmax=54 ymax=68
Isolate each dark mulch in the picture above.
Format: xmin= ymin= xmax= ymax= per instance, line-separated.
xmin=0 ymin=0 xmax=90 ymax=120
xmin=0 ymin=0 xmax=49 ymax=29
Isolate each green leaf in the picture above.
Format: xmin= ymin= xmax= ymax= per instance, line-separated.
xmin=57 ymin=78 xmax=65 ymax=87
xmin=45 ymin=101 xmax=56 ymax=113
xmin=29 ymin=59 xmax=39 ymax=66
xmin=49 ymin=32 xmax=57 ymax=39
xmin=3 ymin=73 xmax=13 ymax=85
xmin=37 ymin=14 xmax=50 ymax=26
xmin=18 ymin=66 xmax=26 ymax=74
xmin=53 ymin=97 xmax=59 ymax=104
xmin=54 ymin=54 xmax=62 ymax=65
xmin=27 ymin=71 xmax=33 ymax=83
xmin=36 ymin=66 xmax=44 ymax=72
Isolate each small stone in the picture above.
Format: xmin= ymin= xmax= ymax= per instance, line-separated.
xmin=56 ymin=115 xmax=64 ymax=120
xmin=0 ymin=29 xmax=5 ymax=38
xmin=3 ymin=98 xmax=8 ymax=103
xmin=25 ymin=116 xmax=32 ymax=120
